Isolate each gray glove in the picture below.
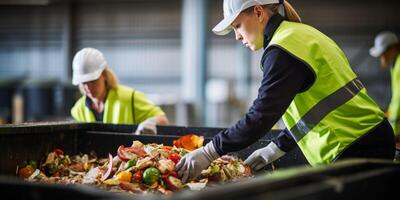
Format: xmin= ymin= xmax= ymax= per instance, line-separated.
xmin=244 ymin=142 xmax=286 ymax=171
xmin=134 ymin=118 xmax=157 ymax=135
xmin=176 ymin=142 xmax=220 ymax=183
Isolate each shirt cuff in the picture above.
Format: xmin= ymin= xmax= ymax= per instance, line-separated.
xmin=271 ymin=129 xmax=297 ymax=152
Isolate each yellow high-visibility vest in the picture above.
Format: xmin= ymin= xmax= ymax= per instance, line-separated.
xmin=268 ymin=21 xmax=384 ymax=166
xmin=388 ymin=54 xmax=400 ymax=136
xmin=71 ymin=85 xmax=165 ymax=124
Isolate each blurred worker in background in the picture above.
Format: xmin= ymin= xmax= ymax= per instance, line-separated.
xmin=177 ymin=0 xmax=395 ymax=182
xmin=370 ymin=31 xmax=400 ymax=142
xmin=70 ymin=47 xmax=169 ymax=134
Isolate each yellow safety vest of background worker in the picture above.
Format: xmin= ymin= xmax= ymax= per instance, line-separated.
xmin=70 ymin=47 xmax=169 ymax=135
xmin=176 ymin=0 xmax=395 ymax=183
xmin=370 ymin=31 xmax=400 ymax=142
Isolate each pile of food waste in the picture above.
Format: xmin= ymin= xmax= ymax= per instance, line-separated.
xmin=17 ymin=134 xmax=252 ymax=195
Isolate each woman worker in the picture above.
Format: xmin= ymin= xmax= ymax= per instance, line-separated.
xmin=370 ymin=31 xmax=400 ymax=142
xmin=176 ymin=0 xmax=395 ymax=182
xmin=70 ymin=47 xmax=169 ymax=135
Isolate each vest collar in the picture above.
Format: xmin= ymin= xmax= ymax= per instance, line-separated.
xmin=263 ymin=14 xmax=285 ymax=49
xmin=395 ymin=54 xmax=400 ymax=68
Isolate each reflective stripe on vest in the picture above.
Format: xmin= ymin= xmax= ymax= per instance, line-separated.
xmin=288 ymin=78 xmax=364 ymax=142
xmin=268 ymin=21 xmax=384 ymax=166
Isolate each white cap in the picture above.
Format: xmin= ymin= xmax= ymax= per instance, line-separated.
xmin=212 ymin=0 xmax=282 ymax=35
xmin=370 ymin=31 xmax=398 ymax=57
xmin=72 ymin=47 xmax=107 ymax=85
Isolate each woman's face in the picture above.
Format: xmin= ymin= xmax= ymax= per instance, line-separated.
xmin=80 ymin=74 xmax=106 ymax=100
xmin=231 ymin=6 xmax=266 ymax=51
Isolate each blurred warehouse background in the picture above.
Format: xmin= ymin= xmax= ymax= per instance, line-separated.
xmin=0 ymin=0 xmax=399 ymax=127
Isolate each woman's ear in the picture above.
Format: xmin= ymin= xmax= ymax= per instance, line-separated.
xmin=253 ymin=5 xmax=264 ymax=22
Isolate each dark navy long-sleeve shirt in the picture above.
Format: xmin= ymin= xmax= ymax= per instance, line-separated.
xmin=212 ymin=14 xmax=315 ymax=155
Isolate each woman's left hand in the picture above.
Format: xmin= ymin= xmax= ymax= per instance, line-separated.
xmin=134 ymin=118 xmax=157 ymax=135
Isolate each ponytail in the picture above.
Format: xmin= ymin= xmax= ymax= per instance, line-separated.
xmin=282 ymin=1 xmax=301 ymax=23
xmin=264 ymin=0 xmax=301 ymax=23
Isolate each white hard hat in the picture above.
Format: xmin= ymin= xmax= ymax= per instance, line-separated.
xmin=370 ymin=31 xmax=398 ymax=57
xmin=212 ymin=0 xmax=283 ymax=35
xmin=72 ymin=47 xmax=107 ymax=85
